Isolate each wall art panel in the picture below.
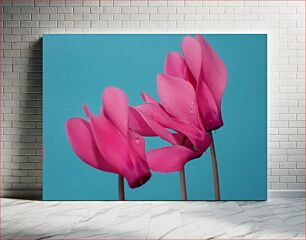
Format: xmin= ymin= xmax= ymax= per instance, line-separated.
xmin=43 ymin=34 xmax=267 ymax=200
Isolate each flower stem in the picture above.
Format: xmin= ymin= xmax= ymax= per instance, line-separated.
xmin=180 ymin=168 xmax=187 ymax=200
xmin=209 ymin=131 xmax=221 ymax=200
xmin=118 ymin=175 xmax=125 ymax=201
xmin=178 ymin=136 xmax=188 ymax=201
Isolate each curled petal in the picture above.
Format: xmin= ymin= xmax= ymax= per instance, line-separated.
xmin=171 ymin=118 xmax=211 ymax=152
xmin=66 ymin=118 xmax=116 ymax=172
xmin=102 ymin=87 xmax=129 ymax=137
xmin=196 ymin=79 xmax=223 ymax=131
xmin=84 ymin=104 xmax=151 ymax=188
xmin=129 ymin=107 xmax=156 ymax=136
xmin=134 ymin=104 xmax=177 ymax=145
xmin=157 ymin=74 xmax=201 ymax=128
xmin=84 ymin=105 xmax=129 ymax=175
xmin=195 ymin=35 xmax=227 ymax=108
xmin=141 ymin=92 xmax=159 ymax=105
xmin=164 ymin=52 xmax=186 ymax=79
xmin=126 ymin=131 xmax=152 ymax=188
xmin=147 ymin=145 xmax=201 ymax=172
xmin=182 ymin=36 xmax=202 ymax=81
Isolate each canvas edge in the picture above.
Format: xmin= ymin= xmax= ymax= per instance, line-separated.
xmin=1 ymin=190 xmax=304 ymax=200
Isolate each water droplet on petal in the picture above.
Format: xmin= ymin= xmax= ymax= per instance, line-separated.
xmin=191 ymin=101 xmax=195 ymax=106
xmin=135 ymin=138 xmax=141 ymax=145
xmin=190 ymin=109 xmax=194 ymax=114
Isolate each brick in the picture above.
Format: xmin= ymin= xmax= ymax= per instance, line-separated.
xmin=168 ymin=14 xmax=184 ymax=21
xmin=139 ymin=7 xmax=157 ymax=13
xmin=130 ymin=14 xmax=149 ymax=21
xmin=83 ymin=0 xmax=99 ymax=6
xmin=158 ymin=7 xmax=176 ymax=14
xmin=121 ymin=20 xmax=139 ymax=28
xmin=297 ymin=176 xmax=305 ymax=183
xmin=289 ymin=169 xmax=304 ymax=176
xmin=21 ymin=6 xmax=39 ymax=13
xmin=65 ymin=14 xmax=83 ymax=20
xmin=280 ymin=162 xmax=296 ymax=169
xmin=150 ymin=14 xmax=167 ymax=21
xmin=49 ymin=0 xmax=65 ymax=6
xmin=121 ymin=7 xmax=138 ymax=14
xmin=35 ymin=0 xmax=49 ymax=6
xmin=4 ymin=176 xmax=20 ymax=183
xmin=131 ymin=0 xmax=147 ymax=7
xmin=140 ymin=21 xmax=158 ymax=28
xmin=12 ymin=13 xmax=31 ymax=20
xmin=280 ymin=176 xmax=296 ymax=183
xmin=20 ymin=177 xmax=36 ymax=183
xmin=272 ymin=183 xmax=287 ymax=189
xmin=39 ymin=21 xmax=57 ymax=28
xmin=12 ymin=0 xmax=34 ymax=6
xmin=3 ymin=7 xmax=21 ymax=13
xmin=57 ymin=20 xmax=73 ymax=28
xmin=90 ymin=21 xmax=107 ymax=28
xmin=83 ymin=13 xmax=99 ymax=20
xmin=103 ymin=7 xmax=121 ymax=14
xmin=12 ymin=28 xmax=31 ymax=35
xmin=177 ymin=7 xmax=196 ymax=14
xmin=185 ymin=14 xmax=202 ymax=21
xmin=31 ymin=13 xmax=49 ymax=20
xmin=50 ymin=14 xmax=65 ymax=20
xmin=57 ymin=6 xmax=73 ymax=14
xmin=288 ymin=183 xmax=305 ymax=189
xmin=90 ymin=6 xmax=104 ymax=13
xmin=210 ymin=21 xmax=234 ymax=28
xmin=148 ymin=0 xmax=167 ymax=7
xmin=21 ymin=21 xmax=39 ymax=28
xmin=74 ymin=6 xmax=90 ymax=13
xmin=74 ymin=21 xmax=90 ymax=28
xmin=65 ymin=0 xmax=82 ymax=6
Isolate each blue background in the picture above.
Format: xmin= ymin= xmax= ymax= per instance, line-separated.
xmin=43 ymin=34 xmax=267 ymax=200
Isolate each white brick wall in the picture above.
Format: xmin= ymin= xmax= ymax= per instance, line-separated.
xmin=1 ymin=0 xmax=305 ymax=197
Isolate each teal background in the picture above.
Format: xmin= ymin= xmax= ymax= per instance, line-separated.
xmin=43 ymin=34 xmax=267 ymax=200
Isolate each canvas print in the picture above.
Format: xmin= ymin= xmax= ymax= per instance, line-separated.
xmin=43 ymin=34 xmax=267 ymax=200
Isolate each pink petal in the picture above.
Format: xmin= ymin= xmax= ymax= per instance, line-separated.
xmin=134 ymin=103 xmax=178 ymax=145
xmin=147 ymin=145 xmax=201 ymax=172
xmin=128 ymin=107 xmax=156 ymax=136
xmin=128 ymin=131 xmax=146 ymax=160
xmin=141 ymin=92 xmax=159 ymax=105
xmin=163 ymin=52 xmax=197 ymax=88
xmin=84 ymin=104 xmax=151 ymax=188
xmin=196 ymin=79 xmax=223 ymax=131
xmin=125 ymin=131 xmax=152 ymax=188
xmin=83 ymin=104 xmax=129 ymax=175
xmin=164 ymin=52 xmax=185 ymax=79
xmin=171 ymin=118 xmax=211 ymax=152
xmin=157 ymin=73 xmax=201 ymax=128
xmin=66 ymin=118 xmax=116 ymax=172
xmin=134 ymin=101 xmax=210 ymax=152
xmin=182 ymin=36 xmax=202 ymax=81
xmin=102 ymin=87 xmax=129 ymax=137
xmin=195 ymin=35 xmax=227 ymax=107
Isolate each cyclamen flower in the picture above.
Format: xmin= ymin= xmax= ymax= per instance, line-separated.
xmin=66 ymin=87 xmax=151 ymax=188
xmin=165 ymin=35 xmax=227 ymax=131
xmin=129 ymin=74 xmax=211 ymax=172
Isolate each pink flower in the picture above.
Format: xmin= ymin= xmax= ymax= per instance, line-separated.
xmin=165 ymin=35 xmax=227 ymax=131
xmin=66 ymin=87 xmax=151 ymax=188
xmin=129 ymin=74 xmax=211 ymax=172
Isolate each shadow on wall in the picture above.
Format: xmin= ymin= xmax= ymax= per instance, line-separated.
xmin=4 ymin=38 xmax=43 ymax=200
